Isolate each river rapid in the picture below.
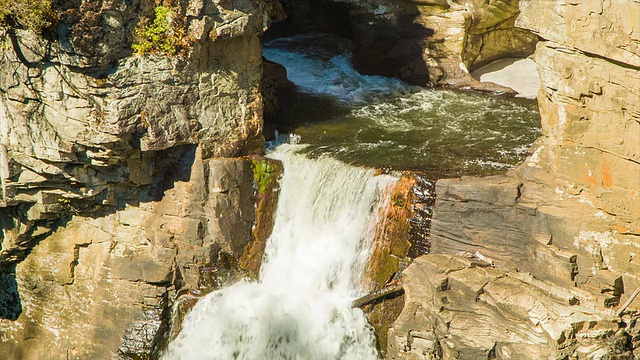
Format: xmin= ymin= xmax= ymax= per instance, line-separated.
xmin=263 ymin=33 xmax=540 ymax=177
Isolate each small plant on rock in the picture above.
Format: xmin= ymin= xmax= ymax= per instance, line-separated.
xmin=132 ymin=5 xmax=191 ymax=55
xmin=0 ymin=0 xmax=54 ymax=33
xmin=252 ymin=159 xmax=275 ymax=194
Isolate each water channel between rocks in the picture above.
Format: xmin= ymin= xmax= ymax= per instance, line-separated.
xmin=163 ymin=33 xmax=541 ymax=359
xmin=264 ymin=33 xmax=541 ymax=177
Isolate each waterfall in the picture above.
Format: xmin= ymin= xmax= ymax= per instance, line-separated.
xmin=162 ymin=144 xmax=397 ymax=360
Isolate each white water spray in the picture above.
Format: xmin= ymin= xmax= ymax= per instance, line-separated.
xmin=163 ymin=144 xmax=397 ymax=360
xmin=263 ymin=35 xmax=407 ymax=103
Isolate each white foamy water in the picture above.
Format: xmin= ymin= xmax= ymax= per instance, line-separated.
xmin=262 ymin=33 xmax=540 ymax=176
xmin=263 ymin=36 xmax=407 ymax=103
xmin=162 ymin=144 xmax=397 ymax=360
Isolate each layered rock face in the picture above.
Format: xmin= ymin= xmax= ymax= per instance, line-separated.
xmin=340 ymin=0 xmax=538 ymax=87
xmin=0 ymin=0 xmax=282 ymax=358
xmin=389 ymin=0 xmax=640 ymax=358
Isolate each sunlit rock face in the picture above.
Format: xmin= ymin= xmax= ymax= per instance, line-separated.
xmin=336 ymin=0 xmax=538 ymax=87
xmin=267 ymin=0 xmax=537 ymax=88
xmin=0 ymin=0 xmax=283 ymax=358
xmin=390 ymin=1 xmax=640 ymax=358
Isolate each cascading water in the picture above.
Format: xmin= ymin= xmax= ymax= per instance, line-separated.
xmin=263 ymin=34 xmax=406 ymax=103
xmin=162 ymin=144 xmax=397 ymax=360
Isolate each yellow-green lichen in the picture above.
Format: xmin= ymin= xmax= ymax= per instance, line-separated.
xmin=132 ymin=6 xmax=190 ymax=55
xmin=252 ymin=159 xmax=276 ymax=194
xmin=0 ymin=0 xmax=54 ymax=33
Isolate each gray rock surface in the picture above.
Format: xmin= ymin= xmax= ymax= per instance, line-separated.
xmin=0 ymin=0 xmax=282 ymax=358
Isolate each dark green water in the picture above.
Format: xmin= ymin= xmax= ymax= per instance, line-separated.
xmin=264 ymin=34 xmax=541 ymax=177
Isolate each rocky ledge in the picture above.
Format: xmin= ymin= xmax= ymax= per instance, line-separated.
xmin=389 ymin=0 xmax=640 ymax=358
xmin=389 ymin=254 xmax=637 ymax=359
xmin=0 ymin=0 xmax=283 ymax=358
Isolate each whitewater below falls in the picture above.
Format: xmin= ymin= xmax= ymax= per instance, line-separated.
xmin=162 ymin=144 xmax=397 ymax=359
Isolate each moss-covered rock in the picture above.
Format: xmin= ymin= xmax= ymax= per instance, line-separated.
xmin=238 ymin=157 xmax=284 ymax=278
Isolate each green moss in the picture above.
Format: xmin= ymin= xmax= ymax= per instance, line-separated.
xmin=252 ymin=159 xmax=276 ymax=194
xmin=132 ymin=6 xmax=190 ymax=55
xmin=0 ymin=0 xmax=53 ymax=32
xmin=392 ymin=193 xmax=404 ymax=207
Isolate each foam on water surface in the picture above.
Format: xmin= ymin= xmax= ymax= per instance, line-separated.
xmin=263 ymin=34 xmax=541 ymax=176
xmin=163 ymin=144 xmax=396 ymax=360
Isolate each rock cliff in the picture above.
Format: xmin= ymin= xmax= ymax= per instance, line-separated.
xmin=389 ymin=0 xmax=640 ymax=358
xmin=268 ymin=0 xmax=538 ymax=89
xmin=346 ymin=0 xmax=539 ymax=88
xmin=0 ymin=0 xmax=282 ymax=358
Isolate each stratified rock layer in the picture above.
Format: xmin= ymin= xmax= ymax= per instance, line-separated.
xmin=388 ymin=255 xmax=635 ymax=359
xmin=389 ymin=0 xmax=640 ymax=358
xmin=0 ymin=0 xmax=282 ymax=358
xmin=343 ymin=0 xmax=538 ymax=87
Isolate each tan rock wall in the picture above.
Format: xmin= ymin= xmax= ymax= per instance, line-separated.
xmin=0 ymin=149 xmax=266 ymax=358
xmin=532 ymin=41 xmax=640 ymax=226
xmin=429 ymin=0 xmax=640 ymax=309
xmin=328 ymin=0 xmax=538 ymax=87
xmin=392 ymin=0 xmax=640 ymax=357
xmin=0 ymin=0 xmax=282 ymax=358
xmin=517 ymin=0 xmax=640 ymax=68
xmin=388 ymin=255 xmax=634 ymax=359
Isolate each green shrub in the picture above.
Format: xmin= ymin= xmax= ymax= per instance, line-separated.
xmin=132 ymin=6 xmax=190 ymax=55
xmin=252 ymin=159 xmax=276 ymax=194
xmin=0 ymin=0 xmax=54 ymax=32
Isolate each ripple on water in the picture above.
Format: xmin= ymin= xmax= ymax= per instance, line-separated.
xmin=263 ymin=33 xmax=541 ymax=177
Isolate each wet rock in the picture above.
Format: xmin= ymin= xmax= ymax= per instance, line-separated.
xmin=364 ymin=173 xmax=415 ymax=292
xmin=361 ymin=172 xmax=435 ymax=355
xmin=261 ymin=59 xmax=295 ymax=125
xmin=238 ymin=157 xmax=283 ymax=278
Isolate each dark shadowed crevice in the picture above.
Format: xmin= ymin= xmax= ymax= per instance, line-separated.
xmin=0 ymin=266 xmax=21 ymax=320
